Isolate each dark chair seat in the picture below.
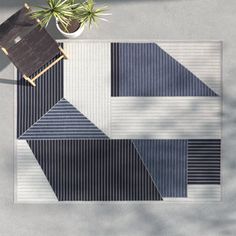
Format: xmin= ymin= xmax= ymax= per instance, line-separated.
xmin=8 ymin=26 xmax=60 ymax=76
xmin=0 ymin=4 xmax=67 ymax=86
xmin=0 ymin=7 xmax=36 ymax=50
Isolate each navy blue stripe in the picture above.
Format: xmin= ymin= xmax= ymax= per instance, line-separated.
xmin=111 ymin=43 xmax=218 ymax=96
xmin=111 ymin=43 xmax=119 ymax=96
xmin=27 ymin=140 xmax=162 ymax=201
xmin=188 ymin=139 xmax=221 ymax=184
xmin=17 ymin=43 xmax=64 ymax=138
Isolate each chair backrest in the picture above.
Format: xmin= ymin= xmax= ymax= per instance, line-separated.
xmin=0 ymin=5 xmax=65 ymax=86
xmin=0 ymin=7 xmax=36 ymax=50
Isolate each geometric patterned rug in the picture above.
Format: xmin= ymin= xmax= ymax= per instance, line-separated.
xmin=15 ymin=41 xmax=222 ymax=202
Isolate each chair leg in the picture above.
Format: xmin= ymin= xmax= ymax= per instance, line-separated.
xmin=59 ymin=46 xmax=68 ymax=59
xmin=24 ymin=3 xmax=41 ymax=25
xmin=23 ymin=75 xmax=36 ymax=87
xmin=31 ymin=55 xmax=64 ymax=82
xmin=24 ymin=3 xmax=30 ymax=10
xmin=1 ymin=47 xmax=8 ymax=55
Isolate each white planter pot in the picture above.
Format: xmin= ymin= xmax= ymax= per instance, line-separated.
xmin=56 ymin=20 xmax=85 ymax=38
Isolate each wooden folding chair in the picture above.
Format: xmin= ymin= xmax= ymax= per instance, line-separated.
xmin=0 ymin=3 xmax=67 ymax=86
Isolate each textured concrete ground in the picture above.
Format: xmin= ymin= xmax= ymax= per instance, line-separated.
xmin=0 ymin=0 xmax=235 ymax=235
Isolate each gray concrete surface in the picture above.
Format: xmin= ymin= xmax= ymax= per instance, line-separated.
xmin=0 ymin=0 xmax=235 ymax=235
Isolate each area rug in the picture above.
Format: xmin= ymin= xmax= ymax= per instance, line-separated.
xmin=14 ymin=40 xmax=222 ymax=202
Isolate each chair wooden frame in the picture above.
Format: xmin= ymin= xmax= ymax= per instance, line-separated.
xmin=0 ymin=3 xmax=68 ymax=87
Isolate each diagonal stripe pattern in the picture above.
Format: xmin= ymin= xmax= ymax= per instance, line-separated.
xmin=19 ymin=98 xmax=108 ymax=139
xmin=15 ymin=41 xmax=222 ymax=202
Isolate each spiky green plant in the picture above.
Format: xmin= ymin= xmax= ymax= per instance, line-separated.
xmin=75 ymin=0 xmax=109 ymax=28
xmin=30 ymin=0 xmax=80 ymax=31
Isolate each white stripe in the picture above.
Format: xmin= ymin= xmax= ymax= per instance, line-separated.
xmin=157 ymin=41 xmax=222 ymax=95
xmin=187 ymin=185 xmax=221 ymax=201
xmin=163 ymin=185 xmax=221 ymax=202
xmin=64 ymin=42 xmax=111 ymax=137
xmin=111 ymin=97 xmax=221 ymax=139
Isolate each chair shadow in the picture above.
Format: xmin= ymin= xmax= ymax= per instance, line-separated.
xmin=0 ymin=78 xmax=18 ymax=85
xmin=0 ymin=52 xmax=10 ymax=71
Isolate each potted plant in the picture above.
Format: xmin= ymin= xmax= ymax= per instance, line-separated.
xmin=30 ymin=0 xmax=108 ymax=38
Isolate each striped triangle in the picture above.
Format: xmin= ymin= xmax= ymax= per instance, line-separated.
xmin=17 ymin=140 xmax=57 ymax=202
xmin=132 ymin=140 xmax=188 ymax=197
xmin=19 ymin=98 xmax=108 ymax=139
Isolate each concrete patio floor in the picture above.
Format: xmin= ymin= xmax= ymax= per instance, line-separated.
xmin=0 ymin=0 xmax=235 ymax=235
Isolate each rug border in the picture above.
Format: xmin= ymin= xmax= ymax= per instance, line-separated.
xmin=13 ymin=40 xmax=223 ymax=204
